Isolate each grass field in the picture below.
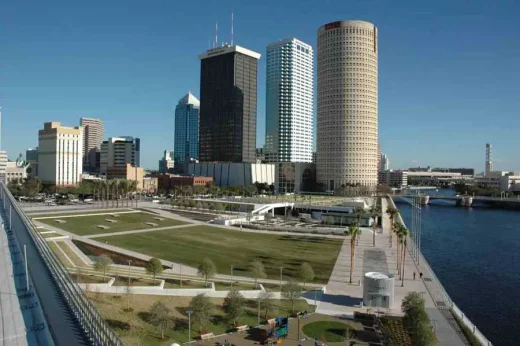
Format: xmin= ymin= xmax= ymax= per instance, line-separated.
xmin=29 ymin=209 xmax=133 ymax=218
xmin=87 ymin=293 xmax=314 ymax=345
xmin=48 ymin=241 xmax=73 ymax=267
xmin=56 ymin=242 xmax=86 ymax=267
xmin=163 ymin=279 xmax=207 ymax=289
xmin=96 ymin=225 xmax=342 ymax=283
xmin=36 ymin=212 xmax=187 ymax=236
xmin=76 ymin=274 xmax=111 ymax=284
xmin=302 ymin=321 xmax=354 ymax=342
xmin=214 ymin=281 xmax=258 ymax=291
xmin=112 ymin=277 xmax=160 ymax=287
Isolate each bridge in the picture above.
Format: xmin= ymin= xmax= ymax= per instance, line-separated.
xmin=394 ymin=193 xmax=520 ymax=208
xmin=0 ymin=182 xmax=122 ymax=345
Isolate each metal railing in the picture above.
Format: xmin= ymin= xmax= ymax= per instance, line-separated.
xmin=388 ymin=196 xmax=493 ymax=346
xmin=0 ymin=183 xmax=123 ymax=346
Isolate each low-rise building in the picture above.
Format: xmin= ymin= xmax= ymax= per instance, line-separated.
xmin=188 ymin=162 xmax=275 ymax=187
xmin=153 ymin=173 xmax=213 ymax=192
xmin=275 ymin=162 xmax=316 ymax=194
xmin=378 ymin=170 xmax=408 ymax=188
xmin=106 ymin=164 xmax=144 ymax=191
xmin=5 ymin=161 xmax=28 ymax=184
xmin=475 ymin=171 xmax=520 ymax=191
xmin=143 ymin=176 xmax=158 ymax=194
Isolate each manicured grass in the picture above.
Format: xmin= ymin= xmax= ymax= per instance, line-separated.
xmin=163 ymin=279 xmax=208 ymax=289
xmin=36 ymin=212 xmax=188 ymax=236
xmin=48 ymin=241 xmax=73 ymax=267
xmin=56 ymin=242 xmax=87 ymax=267
xmin=95 ymin=225 xmax=342 ymax=283
xmin=112 ymin=277 xmax=161 ymax=287
xmin=302 ymin=321 xmax=354 ymax=342
xmin=29 ymin=209 xmax=133 ymax=218
xmin=76 ymin=274 xmax=111 ymax=284
xmin=87 ymin=293 xmax=315 ymax=345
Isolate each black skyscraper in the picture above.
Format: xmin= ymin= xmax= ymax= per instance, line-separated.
xmin=199 ymin=45 xmax=260 ymax=163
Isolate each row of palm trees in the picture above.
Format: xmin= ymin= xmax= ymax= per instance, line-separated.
xmin=82 ymin=179 xmax=138 ymax=208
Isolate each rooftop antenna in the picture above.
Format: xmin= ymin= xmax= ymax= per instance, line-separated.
xmin=215 ymin=20 xmax=218 ymax=48
xmin=231 ymin=11 xmax=234 ymax=46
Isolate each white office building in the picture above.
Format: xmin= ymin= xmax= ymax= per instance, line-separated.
xmin=38 ymin=122 xmax=83 ymax=186
xmin=100 ymin=137 xmax=140 ymax=174
xmin=317 ymin=20 xmax=379 ymax=190
xmin=380 ymin=153 xmax=390 ymax=172
xmin=265 ymin=38 xmax=313 ymax=163
xmin=0 ymin=151 xmax=7 ymax=182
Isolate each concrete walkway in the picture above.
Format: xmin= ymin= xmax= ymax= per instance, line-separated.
xmin=315 ymin=197 xmax=467 ymax=345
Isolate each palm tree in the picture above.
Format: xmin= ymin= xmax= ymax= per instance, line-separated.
xmin=386 ymin=206 xmax=399 ymax=247
xmin=127 ymin=180 xmax=138 ymax=207
xmin=113 ymin=179 xmax=120 ymax=208
xmin=119 ymin=179 xmax=128 ymax=207
xmin=397 ymin=224 xmax=409 ymax=287
xmin=345 ymin=223 xmax=361 ymax=284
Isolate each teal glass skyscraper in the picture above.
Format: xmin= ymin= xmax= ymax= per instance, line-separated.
xmin=174 ymin=92 xmax=200 ymax=173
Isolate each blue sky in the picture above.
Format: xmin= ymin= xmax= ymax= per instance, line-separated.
xmin=1 ymin=0 xmax=519 ymax=171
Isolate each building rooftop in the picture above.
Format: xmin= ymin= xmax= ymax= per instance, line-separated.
xmin=199 ymin=45 xmax=261 ymax=60
xmin=178 ymin=92 xmax=200 ymax=107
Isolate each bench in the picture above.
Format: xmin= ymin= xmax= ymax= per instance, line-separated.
xmin=200 ymin=332 xmax=215 ymax=341
xmin=236 ymin=325 xmax=249 ymax=332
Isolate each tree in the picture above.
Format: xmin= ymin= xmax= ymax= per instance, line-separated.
xmin=197 ymin=258 xmax=216 ymax=287
xmin=259 ymin=291 xmax=275 ymax=319
xmin=94 ymin=254 xmax=113 ymax=280
xmin=281 ymin=281 xmax=303 ymax=314
xmin=402 ymin=292 xmax=437 ymax=345
xmin=386 ymin=206 xmax=399 ymax=247
xmin=149 ymin=301 xmax=171 ymax=339
xmin=299 ymin=262 xmax=315 ymax=289
xmin=398 ymin=226 xmax=410 ymax=287
xmin=223 ymin=289 xmax=246 ymax=325
xmin=345 ymin=326 xmax=356 ymax=344
xmin=146 ymin=258 xmax=164 ymax=284
xmin=250 ymin=260 xmax=267 ymax=288
xmin=345 ymin=223 xmax=361 ymax=283
xmin=189 ymin=294 xmax=213 ymax=332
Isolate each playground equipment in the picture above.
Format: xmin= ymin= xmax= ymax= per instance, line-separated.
xmin=262 ymin=317 xmax=289 ymax=345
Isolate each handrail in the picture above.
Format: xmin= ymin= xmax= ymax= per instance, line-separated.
xmin=1 ymin=183 xmax=123 ymax=346
xmin=388 ymin=196 xmax=493 ymax=346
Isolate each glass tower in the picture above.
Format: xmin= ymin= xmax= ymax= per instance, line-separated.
xmin=265 ymin=38 xmax=313 ymax=163
xmin=174 ymin=92 xmax=200 ymax=172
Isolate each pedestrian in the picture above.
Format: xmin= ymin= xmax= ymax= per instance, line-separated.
xmin=413 ymin=272 xmax=416 ymax=280
xmin=419 ymin=272 xmax=423 ymax=279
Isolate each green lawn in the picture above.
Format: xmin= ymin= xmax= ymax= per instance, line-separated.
xmin=95 ymin=225 xmax=342 ymax=283
xmin=36 ymin=212 xmax=188 ymax=236
xmin=56 ymin=242 xmax=87 ymax=267
xmin=163 ymin=279 xmax=208 ymax=289
xmin=112 ymin=277 xmax=160 ymax=287
xmin=214 ymin=281 xmax=258 ymax=291
xmin=48 ymin=241 xmax=73 ymax=267
xmin=302 ymin=321 xmax=354 ymax=342
xmin=87 ymin=293 xmax=315 ymax=345
xmin=29 ymin=209 xmax=133 ymax=218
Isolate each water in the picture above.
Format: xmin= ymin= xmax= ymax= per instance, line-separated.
xmin=397 ymin=191 xmax=520 ymax=346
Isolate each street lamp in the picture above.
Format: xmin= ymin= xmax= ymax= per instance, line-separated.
xmin=279 ymin=266 xmax=284 ymax=292
xmin=230 ymin=265 xmax=235 ymax=289
xmin=186 ymin=310 xmax=193 ymax=343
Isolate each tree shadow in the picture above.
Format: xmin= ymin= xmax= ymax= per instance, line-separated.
xmin=106 ymin=319 xmax=130 ymax=331
xmin=173 ymin=317 xmax=188 ymax=331
xmin=137 ymin=311 xmax=152 ymax=323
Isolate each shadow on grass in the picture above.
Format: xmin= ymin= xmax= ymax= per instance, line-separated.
xmin=137 ymin=311 xmax=153 ymax=323
xmin=106 ymin=319 xmax=130 ymax=331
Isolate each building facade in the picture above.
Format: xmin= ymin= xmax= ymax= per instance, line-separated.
xmin=80 ymin=117 xmax=104 ymax=172
xmin=38 ymin=122 xmax=83 ymax=186
xmin=106 ymin=164 xmax=144 ymax=190
xmin=485 ymin=143 xmax=493 ymax=176
xmin=317 ymin=20 xmax=379 ymax=190
xmin=188 ymin=162 xmax=274 ymax=187
xmin=380 ymin=153 xmax=390 ymax=172
xmin=378 ymin=170 xmax=408 ymax=188
xmin=100 ymin=137 xmax=140 ymax=175
xmin=199 ymin=45 xmax=261 ymax=163
xmin=265 ymin=38 xmax=313 ymax=163
xmin=25 ymin=148 xmax=38 ymax=178
xmin=0 ymin=151 xmax=7 ymax=182
xmin=275 ymin=162 xmax=316 ymax=194
xmin=159 ymin=150 xmax=175 ymax=173
xmin=174 ymin=92 xmax=200 ymax=172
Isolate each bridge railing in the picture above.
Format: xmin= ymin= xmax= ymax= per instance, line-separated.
xmin=0 ymin=183 xmax=123 ymax=346
xmin=388 ymin=196 xmax=493 ymax=346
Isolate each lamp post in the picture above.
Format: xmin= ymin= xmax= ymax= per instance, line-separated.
xmin=230 ymin=265 xmax=234 ymax=289
xmin=186 ymin=310 xmax=193 ymax=343
xmin=279 ymin=267 xmax=284 ymax=292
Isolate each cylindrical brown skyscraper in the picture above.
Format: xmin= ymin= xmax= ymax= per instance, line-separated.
xmin=317 ymin=20 xmax=378 ymax=190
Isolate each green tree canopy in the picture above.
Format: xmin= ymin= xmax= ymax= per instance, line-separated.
xmin=197 ymin=258 xmax=216 ymax=286
xmin=299 ymin=262 xmax=315 ymax=288
xmin=223 ymin=289 xmax=246 ymax=325
xmin=188 ymin=293 xmax=213 ymax=332
xmin=281 ymin=281 xmax=303 ymax=314
xmin=146 ymin=258 xmax=164 ymax=283
xmin=250 ymin=260 xmax=267 ymax=288
xmin=94 ymin=254 xmax=113 ymax=280
xmin=149 ymin=301 xmax=172 ymax=340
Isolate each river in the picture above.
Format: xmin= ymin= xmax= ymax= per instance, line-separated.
xmin=397 ymin=190 xmax=520 ymax=346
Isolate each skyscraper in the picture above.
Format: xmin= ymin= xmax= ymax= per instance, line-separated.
xmin=199 ymin=45 xmax=261 ymax=163
xmin=317 ymin=20 xmax=378 ymax=190
xmin=100 ymin=137 xmax=140 ymax=174
xmin=174 ymin=92 xmax=200 ymax=172
xmin=265 ymin=38 xmax=313 ymax=163
xmin=485 ymin=143 xmax=493 ymax=176
xmin=38 ymin=122 xmax=83 ymax=185
xmin=80 ymin=117 xmax=104 ymax=172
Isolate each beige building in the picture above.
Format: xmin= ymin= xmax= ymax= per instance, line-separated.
xmin=143 ymin=176 xmax=158 ymax=193
xmin=100 ymin=137 xmax=140 ymax=175
xmin=80 ymin=117 xmax=104 ymax=171
xmin=38 ymin=122 xmax=83 ymax=186
xmin=5 ymin=161 xmax=27 ymax=184
xmin=106 ymin=164 xmax=144 ymax=191
xmin=317 ymin=20 xmax=378 ymax=190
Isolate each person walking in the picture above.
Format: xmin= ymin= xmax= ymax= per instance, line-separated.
xmin=413 ymin=272 xmax=416 ymax=280
xmin=419 ymin=272 xmax=423 ymax=279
